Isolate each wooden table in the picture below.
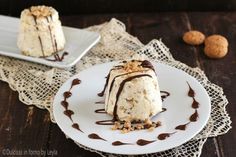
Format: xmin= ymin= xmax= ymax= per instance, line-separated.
xmin=0 ymin=12 xmax=235 ymax=157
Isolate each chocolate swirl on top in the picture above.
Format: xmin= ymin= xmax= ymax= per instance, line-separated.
xmin=98 ymin=60 xmax=156 ymax=97
xmin=140 ymin=60 xmax=155 ymax=72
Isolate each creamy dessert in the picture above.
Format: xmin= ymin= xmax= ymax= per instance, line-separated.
xmin=17 ymin=5 xmax=65 ymax=57
xmin=99 ymin=60 xmax=162 ymax=123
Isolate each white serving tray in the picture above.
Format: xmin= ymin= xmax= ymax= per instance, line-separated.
xmin=0 ymin=15 xmax=100 ymax=68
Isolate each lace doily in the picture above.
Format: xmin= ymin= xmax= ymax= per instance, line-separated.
xmin=0 ymin=18 xmax=231 ymax=157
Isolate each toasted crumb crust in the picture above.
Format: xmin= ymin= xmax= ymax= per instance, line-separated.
xmin=111 ymin=119 xmax=161 ymax=133
xmin=123 ymin=61 xmax=143 ymax=72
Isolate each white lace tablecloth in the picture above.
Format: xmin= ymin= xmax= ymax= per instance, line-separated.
xmin=0 ymin=18 xmax=231 ymax=157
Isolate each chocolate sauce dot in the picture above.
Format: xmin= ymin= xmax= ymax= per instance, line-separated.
xmin=88 ymin=133 xmax=106 ymax=141
xmin=175 ymin=122 xmax=190 ymax=130
xmin=61 ymin=100 xmax=68 ymax=109
xmin=187 ymin=82 xmax=195 ymax=97
xmin=63 ymin=110 xmax=74 ymax=120
xmin=136 ymin=139 xmax=156 ymax=146
xmin=95 ymin=109 xmax=106 ymax=114
xmin=63 ymin=91 xmax=72 ymax=98
xmin=72 ymin=123 xmax=83 ymax=133
xmin=189 ymin=110 xmax=198 ymax=122
xmin=112 ymin=141 xmax=131 ymax=146
xmin=161 ymin=108 xmax=167 ymax=113
xmin=72 ymin=78 xmax=81 ymax=86
xmin=157 ymin=132 xmax=175 ymax=140
xmin=192 ymin=98 xmax=199 ymax=109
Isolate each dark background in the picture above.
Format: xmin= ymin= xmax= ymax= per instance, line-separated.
xmin=0 ymin=0 xmax=236 ymax=17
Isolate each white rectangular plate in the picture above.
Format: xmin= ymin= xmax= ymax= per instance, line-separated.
xmin=0 ymin=15 xmax=100 ymax=68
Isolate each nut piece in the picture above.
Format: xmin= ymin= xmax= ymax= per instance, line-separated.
xmin=183 ymin=30 xmax=205 ymax=45
xmin=204 ymin=35 xmax=228 ymax=58
xmin=30 ymin=5 xmax=52 ymax=17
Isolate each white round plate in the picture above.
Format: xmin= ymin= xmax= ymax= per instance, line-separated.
xmin=53 ymin=61 xmax=211 ymax=155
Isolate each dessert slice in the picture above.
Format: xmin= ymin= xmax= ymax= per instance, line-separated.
xmin=17 ymin=5 xmax=66 ymax=57
xmin=99 ymin=60 xmax=162 ymax=122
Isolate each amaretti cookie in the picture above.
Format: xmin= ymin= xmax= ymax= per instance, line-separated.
xmin=204 ymin=35 xmax=228 ymax=58
xmin=183 ymin=30 xmax=205 ymax=45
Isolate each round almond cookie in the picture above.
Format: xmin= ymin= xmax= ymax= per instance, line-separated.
xmin=204 ymin=35 xmax=228 ymax=59
xmin=204 ymin=44 xmax=228 ymax=58
xmin=183 ymin=30 xmax=205 ymax=45
xmin=204 ymin=35 xmax=228 ymax=47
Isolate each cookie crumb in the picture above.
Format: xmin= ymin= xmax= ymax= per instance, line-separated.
xmin=111 ymin=119 xmax=161 ymax=133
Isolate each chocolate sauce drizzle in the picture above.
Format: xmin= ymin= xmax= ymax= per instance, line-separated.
xmin=61 ymin=100 xmax=68 ymax=110
xmin=95 ymin=101 xmax=105 ymax=104
xmin=46 ymin=16 xmax=57 ymax=53
xmin=160 ymin=91 xmax=170 ymax=101
xmin=61 ymin=78 xmax=83 ymax=133
xmin=161 ymin=108 xmax=167 ymax=113
xmin=98 ymin=60 xmax=156 ymax=97
xmin=192 ymin=97 xmax=199 ymax=109
xmin=95 ymin=109 xmax=106 ymax=114
xmin=157 ymin=132 xmax=176 ymax=140
xmin=63 ymin=91 xmax=72 ymax=98
xmin=112 ymin=141 xmax=132 ymax=146
xmin=189 ymin=110 xmax=199 ymax=122
xmin=175 ymin=122 xmax=190 ymax=130
xmin=97 ymin=65 xmax=125 ymax=97
xmin=136 ymin=139 xmax=156 ymax=146
xmin=187 ymin=82 xmax=199 ymax=122
xmin=63 ymin=110 xmax=74 ymax=121
xmin=187 ymin=82 xmax=195 ymax=97
xmin=29 ymin=7 xmax=45 ymax=57
xmin=72 ymin=123 xmax=84 ymax=133
xmin=95 ymin=119 xmax=115 ymax=125
xmin=98 ymin=71 xmax=111 ymax=97
xmin=71 ymin=78 xmax=81 ymax=88
xmin=45 ymin=13 xmax=67 ymax=62
xmin=88 ymin=133 xmax=106 ymax=141
xmin=46 ymin=51 xmax=69 ymax=62
xmin=140 ymin=60 xmax=155 ymax=72
xmin=174 ymin=82 xmax=200 ymax=131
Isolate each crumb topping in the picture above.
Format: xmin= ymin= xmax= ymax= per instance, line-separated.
xmin=123 ymin=60 xmax=143 ymax=72
xmin=29 ymin=5 xmax=53 ymax=17
xmin=111 ymin=119 xmax=161 ymax=133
